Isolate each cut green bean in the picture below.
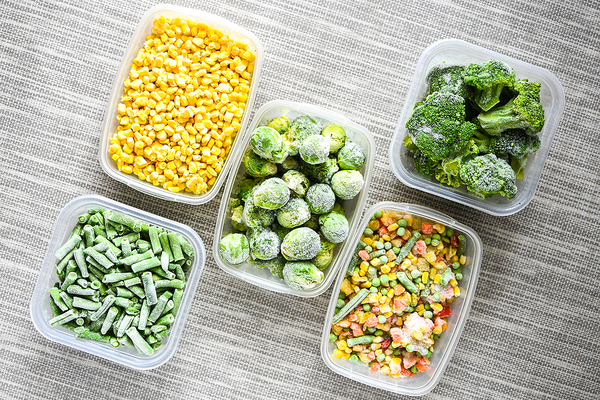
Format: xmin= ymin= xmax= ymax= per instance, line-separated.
xmin=86 ymin=256 xmax=111 ymax=274
xmin=83 ymin=247 xmax=114 ymax=269
xmin=154 ymin=328 xmax=169 ymax=340
xmin=150 ymin=324 xmax=167 ymax=334
xmin=117 ymin=333 xmax=135 ymax=348
xmin=61 ymin=272 xmax=78 ymax=291
xmin=105 ymin=221 xmax=117 ymax=240
xmin=78 ymin=214 xmax=90 ymax=224
xmin=76 ymin=278 xmax=88 ymax=288
xmin=93 ymin=235 xmax=122 ymax=257
xmin=148 ymin=291 xmax=173 ymax=323
xmin=131 ymin=257 xmax=161 ymax=273
xmin=112 ymin=232 xmax=140 ymax=248
xmin=167 ymin=233 xmax=184 ymax=262
xmin=72 ymin=297 xmax=101 ymax=311
xmin=83 ymin=225 xmax=95 ymax=247
xmin=149 ymin=226 xmax=162 ymax=255
xmin=125 ymin=327 xmax=154 ymax=355
xmin=104 ymin=248 xmax=119 ymax=264
xmin=160 ymin=300 xmax=174 ymax=318
xmin=128 ymin=285 xmax=146 ymax=299
xmin=56 ymin=234 xmax=82 ymax=260
xmin=116 ymin=287 xmax=135 ymax=298
xmin=120 ymin=250 xmax=153 ymax=266
xmin=347 ymin=241 xmax=367 ymax=274
xmin=102 ymin=272 xmax=136 ymax=284
xmin=73 ymin=248 xmax=89 ymax=278
xmin=49 ymin=309 xmax=78 ymax=326
xmin=440 ymin=268 xmax=453 ymax=287
xmin=160 ymin=251 xmax=169 ymax=273
xmin=158 ymin=232 xmax=173 ymax=261
xmin=138 ymin=300 xmax=150 ymax=331
xmin=149 ymin=267 xmax=175 ymax=280
xmin=67 ymin=285 xmax=95 ymax=296
xmin=56 ymin=246 xmax=78 ymax=275
xmin=92 ymin=241 xmax=109 ymax=252
xmin=116 ymin=314 xmax=134 ymax=337
xmin=65 ymin=260 xmax=78 ymax=278
xmin=171 ymin=289 xmax=183 ymax=315
xmin=124 ymin=277 xmax=141 ymax=287
xmin=347 ymin=335 xmax=375 ymax=347
xmin=457 ymin=234 xmax=466 ymax=257
xmin=398 ymin=271 xmax=419 ymax=293
xmin=174 ymin=265 xmax=185 ymax=283
xmin=90 ymin=280 xmax=101 ymax=290
xmin=103 ymin=210 xmax=142 ymax=232
xmin=178 ymin=234 xmax=194 ymax=258
xmin=59 ymin=290 xmax=73 ymax=309
xmin=100 ymin=306 xmax=119 ymax=335
xmin=154 ymin=279 xmax=184 ymax=290
xmin=332 ymin=289 xmax=370 ymax=324
xmin=120 ymin=238 xmax=132 ymax=258
xmin=74 ymin=327 xmax=111 ymax=343
xmin=396 ymin=231 xmax=422 ymax=261
xmin=89 ymin=294 xmax=115 ymax=321
xmin=141 ymin=272 xmax=157 ymax=306
xmin=93 ymin=225 xmax=106 ymax=238
xmin=155 ymin=313 xmax=174 ymax=326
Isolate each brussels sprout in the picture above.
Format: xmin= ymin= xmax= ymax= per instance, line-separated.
xmin=331 ymin=202 xmax=346 ymax=216
xmin=301 ymin=157 xmax=339 ymax=184
xmin=321 ymin=125 xmax=346 ymax=153
xmin=311 ymin=235 xmax=336 ymax=270
xmin=282 ymin=170 xmax=310 ymax=198
xmin=302 ymin=213 xmax=320 ymax=230
xmin=237 ymin=178 xmax=260 ymax=203
xmin=267 ymin=116 xmax=291 ymax=135
xmin=283 ymin=261 xmax=324 ymax=290
xmin=274 ymin=225 xmax=291 ymax=241
xmin=219 ymin=233 xmax=250 ymax=265
xmin=253 ymin=178 xmax=290 ymax=210
xmin=250 ymin=126 xmax=289 ymax=163
xmin=305 ymin=184 xmax=335 ymax=214
xmin=280 ymin=227 xmax=321 ymax=261
xmin=283 ymin=115 xmax=321 ymax=156
xmin=280 ymin=156 xmax=299 ymax=171
xmin=299 ymin=135 xmax=330 ymax=165
xmin=337 ymin=141 xmax=366 ymax=170
xmin=231 ymin=205 xmax=246 ymax=231
xmin=277 ymin=198 xmax=311 ymax=228
xmin=242 ymin=188 xmax=276 ymax=229
xmin=249 ymin=228 xmax=281 ymax=261
xmin=331 ymin=170 xmax=364 ymax=200
xmin=319 ymin=212 xmax=349 ymax=243
xmin=243 ymin=151 xmax=278 ymax=178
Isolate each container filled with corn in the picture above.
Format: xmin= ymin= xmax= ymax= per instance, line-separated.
xmin=99 ymin=4 xmax=263 ymax=204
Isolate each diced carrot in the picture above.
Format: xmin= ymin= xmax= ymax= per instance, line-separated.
xmin=348 ymin=314 xmax=357 ymax=322
xmin=367 ymin=351 xmax=376 ymax=361
xmin=370 ymin=362 xmax=381 ymax=372
xmin=380 ymin=216 xmax=394 ymax=227
xmin=358 ymin=250 xmax=370 ymax=260
xmin=421 ymin=222 xmax=433 ymax=234
xmin=400 ymin=365 xmax=411 ymax=377
xmin=365 ymin=315 xmax=378 ymax=327
xmin=439 ymin=306 xmax=452 ymax=318
xmin=413 ymin=240 xmax=427 ymax=256
xmin=378 ymin=226 xmax=388 ymax=236
xmin=390 ymin=327 xmax=402 ymax=342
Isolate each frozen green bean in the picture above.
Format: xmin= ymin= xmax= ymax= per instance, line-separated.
xmin=141 ymin=272 xmax=157 ymax=306
xmin=56 ymin=234 xmax=82 ymax=260
xmin=148 ymin=226 xmax=162 ymax=255
xmin=90 ymin=295 xmax=116 ymax=321
xmin=131 ymin=257 xmax=161 ymax=273
xmin=158 ymin=232 xmax=173 ymax=261
xmin=125 ymin=327 xmax=154 ymax=356
xmin=72 ymin=297 xmax=101 ymax=311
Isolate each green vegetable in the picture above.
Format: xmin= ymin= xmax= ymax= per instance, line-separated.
xmin=219 ymin=233 xmax=250 ymax=265
xmin=321 ymin=125 xmax=346 ymax=153
xmin=250 ymin=126 xmax=289 ymax=163
xmin=330 ymin=170 xmax=364 ymax=200
xmin=305 ymin=184 xmax=335 ymax=214
xmin=463 ymin=60 xmax=516 ymax=111
xmin=347 ymin=241 xmax=366 ymax=274
xmin=300 ymin=157 xmax=339 ymax=183
xmin=337 ymin=141 xmax=366 ymax=170
xmin=236 ymin=178 xmax=260 ymax=202
xmin=281 ymin=170 xmax=310 ymax=197
xmin=243 ymin=150 xmax=278 ymax=177
xmin=332 ymin=288 xmax=369 ymax=323
xmin=267 ymin=116 xmax=291 ymax=134
xmin=311 ymin=235 xmax=336 ymax=270
xmin=347 ymin=335 xmax=375 ymax=347
xmin=319 ymin=212 xmax=349 ymax=244
xmin=396 ymin=231 xmax=421 ymax=261
xmin=280 ymin=227 xmax=321 ymax=261
xmin=282 ymin=261 xmax=324 ymax=290
xmin=231 ymin=205 xmax=246 ymax=231
xmin=299 ymin=134 xmax=330 ymax=164
xmin=253 ymin=178 xmax=290 ymax=210
xmin=459 ymin=153 xmax=517 ymax=199
xmin=276 ymin=198 xmax=311 ymax=229
xmin=248 ymin=228 xmax=281 ymax=261
xmin=413 ymin=149 xmax=440 ymax=177
xmin=426 ymin=64 xmax=472 ymax=99
xmin=282 ymin=115 xmax=321 ymax=156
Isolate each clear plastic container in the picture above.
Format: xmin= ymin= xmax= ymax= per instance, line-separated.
xmin=99 ymin=4 xmax=264 ymax=204
xmin=389 ymin=39 xmax=565 ymax=216
xmin=320 ymin=201 xmax=482 ymax=396
xmin=213 ymin=100 xmax=375 ymax=297
xmin=30 ymin=195 xmax=206 ymax=370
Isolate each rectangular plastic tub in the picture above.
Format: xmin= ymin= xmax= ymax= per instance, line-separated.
xmin=320 ymin=201 xmax=482 ymax=396
xmin=30 ymin=194 xmax=206 ymax=370
xmin=389 ymin=39 xmax=565 ymax=216
xmin=99 ymin=4 xmax=264 ymax=204
xmin=213 ymin=100 xmax=375 ymax=297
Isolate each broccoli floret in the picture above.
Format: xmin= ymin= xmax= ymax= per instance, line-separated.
xmin=406 ymin=92 xmax=477 ymax=161
xmin=403 ymin=135 xmax=418 ymax=151
xmin=440 ymin=140 xmax=479 ymax=177
xmin=477 ymin=80 xmax=545 ymax=136
xmin=426 ymin=64 xmax=472 ymax=99
xmin=463 ymin=60 xmax=516 ymax=111
xmin=459 ymin=153 xmax=517 ymax=199
xmin=472 ymin=130 xmax=491 ymax=154
xmin=435 ymin=169 xmax=465 ymax=188
xmin=413 ymin=149 xmax=439 ymax=177
xmin=489 ymin=129 xmax=541 ymax=159
xmin=510 ymin=155 xmax=528 ymax=179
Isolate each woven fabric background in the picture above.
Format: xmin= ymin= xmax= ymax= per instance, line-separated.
xmin=1 ymin=0 xmax=599 ymax=398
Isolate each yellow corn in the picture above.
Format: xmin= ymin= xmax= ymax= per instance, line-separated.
xmin=431 ymin=303 xmax=443 ymax=312
xmin=454 ymin=287 xmax=460 ymax=297
xmin=388 ymin=223 xmax=398 ymax=231
xmin=460 ymin=255 xmax=466 ymax=265
xmin=333 ymin=349 xmax=344 ymax=358
xmin=363 ymin=237 xmax=373 ymax=246
xmin=449 ymin=279 xmax=458 ymax=287
xmin=380 ymin=265 xmax=391 ymax=274
xmin=432 ymin=327 xmax=443 ymax=335
xmin=422 ymin=271 xmax=429 ymax=284
xmin=434 ymin=274 xmax=441 ymax=284
xmin=412 ymin=330 xmax=423 ymax=341
xmin=433 ymin=223 xmax=445 ymax=234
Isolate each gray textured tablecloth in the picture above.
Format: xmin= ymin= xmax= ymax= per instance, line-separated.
xmin=1 ymin=0 xmax=599 ymax=398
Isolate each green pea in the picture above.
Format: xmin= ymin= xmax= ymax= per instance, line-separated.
xmin=371 ymin=277 xmax=380 ymax=287
xmin=368 ymin=266 xmax=377 ymax=276
xmin=375 ymin=241 xmax=384 ymax=250
xmin=364 ymin=245 xmax=373 ymax=253
xmin=414 ymin=277 xmax=421 ymax=284
xmin=456 ymin=273 xmax=463 ymax=281
xmin=384 ymin=242 xmax=392 ymax=250
xmin=432 ymin=293 xmax=440 ymax=302
xmin=379 ymin=255 xmax=388 ymax=264
xmin=334 ymin=308 xmax=340 ymax=314
xmin=424 ymin=302 xmax=431 ymax=310
xmin=367 ymin=327 xmax=376 ymax=333
xmin=410 ymin=365 xmax=419 ymax=373
xmin=380 ymin=288 xmax=388 ymax=296
xmin=452 ymin=261 xmax=460 ymax=269
xmin=433 ymin=334 xmax=439 ymax=341
xmin=380 ymin=275 xmax=389 ymax=286
xmin=375 ymin=329 xmax=383 ymax=336
xmin=424 ymin=237 xmax=431 ymax=244
xmin=336 ymin=299 xmax=346 ymax=309
xmin=393 ymin=348 xmax=401 ymax=356
xmin=455 ymin=267 xmax=462 ymax=274
xmin=364 ymin=228 xmax=373 ymax=236
xmin=427 ymin=350 xmax=432 ymax=358
xmin=389 ymin=280 xmax=397 ymax=287
xmin=338 ymin=292 xmax=346 ymax=300
xmin=370 ymin=286 xmax=378 ymax=294
xmin=446 ymin=229 xmax=454 ymax=237
xmin=431 ymin=239 xmax=440 ymax=246
xmin=410 ymin=269 xmax=420 ymax=279
xmin=423 ymin=310 xmax=433 ymax=319
xmin=329 ymin=333 xmax=337 ymax=342
xmin=374 ymin=211 xmax=383 ymax=219
xmin=404 ymin=306 xmax=414 ymax=313
xmin=406 ymin=344 xmax=414 ymax=352
xmin=363 ymin=304 xmax=371 ymax=312
xmin=392 ymin=246 xmax=400 ymax=254
xmin=432 ymin=234 xmax=441 ymax=240
xmin=377 ymin=315 xmax=386 ymax=324
xmin=398 ymin=219 xmax=407 ymax=227
xmin=349 ymin=354 xmax=359 ymax=363
xmin=377 ymin=353 xmax=386 ymax=362
xmin=397 ymin=227 xmax=406 ymax=236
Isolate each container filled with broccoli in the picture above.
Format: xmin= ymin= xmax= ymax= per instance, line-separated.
xmin=389 ymin=39 xmax=565 ymax=216
xmin=213 ymin=101 xmax=375 ymax=297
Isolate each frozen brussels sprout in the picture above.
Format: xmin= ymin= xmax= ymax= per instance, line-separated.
xmin=253 ymin=178 xmax=290 ymax=210
xmin=274 ymin=225 xmax=291 ymax=241
xmin=283 ymin=115 xmax=320 ymax=156
xmin=331 ymin=202 xmax=346 ymax=216
xmin=283 ymin=261 xmax=324 ymax=290
xmin=302 ymin=213 xmax=320 ymax=230
xmin=237 ymin=178 xmax=260 ymax=203
xmin=219 ymin=233 xmax=250 ymax=265
xmin=337 ymin=141 xmax=366 ymax=170
xmin=267 ymin=116 xmax=291 ymax=135
xmin=280 ymin=156 xmax=299 ymax=171
xmin=321 ymin=125 xmax=346 ymax=153
xmin=280 ymin=227 xmax=321 ymax=261
xmin=250 ymin=126 xmax=289 ymax=163
xmin=282 ymin=170 xmax=310 ymax=197
xmin=243 ymin=188 xmax=276 ymax=229
xmin=231 ymin=205 xmax=246 ymax=231
xmin=301 ymin=157 xmax=339 ymax=184
xmin=331 ymin=170 xmax=364 ymax=200
xmin=249 ymin=229 xmax=281 ymax=261
xmin=277 ymin=198 xmax=311 ymax=229
xmin=244 ymin=151 xmax=278 ymax=178
xmin=319 ymin=212 xmax=349 ymax=243
xmin=299 ymin=135 xmax=330 ymax=165
xmin=311 ymin=235 xmax=336 ymax=270
xmin=305 ymin=184 xmax=335 ymax=214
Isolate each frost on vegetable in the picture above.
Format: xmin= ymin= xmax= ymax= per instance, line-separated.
xmin=253 ymin=178 xmax=290 ymax=210
xmin=302 ymin=213 xmax=320 ymax=230
xmin=299 ymin=135 xmax=330 ymax=165
xmin=236 ymin=178 xmax=260 ymax=203
xmin=267 ymin=116 xmax=291 ymax=135
xmin=282 ymin=170 xmax=310 ymax=198
xmin=311 ymin=234 xmax=336 ymax=270
xmin=459 ymin=153 xmax=517 ymax=199
xmin=305 ymin=183 xmax=335 ymax=214
xmin=319 ymin=212 xmax=349 ymax=244
xmin=301 ymin=157 xmax=339 ymax=184
xmin=283 ymin=115 xmax=321 ymax=156
xmin=243 ymin=150 xmax=278 ymax=178
xmin=219 ymin=233 xmax=250 ymax=265
xmin=282 ymin=261 xmax=324 ymax=290
xmin=277 ymin=198 xmax=311 ymax=229
xmin=279 ymin=155 xmax=299 ymax=171
xmin=250 ymin=126 xmax=289 ymax=163
xmin=242 ymin=188 xmax=276 ymax=229
xmin=331 ymin=170 xmax=364 ymax=200
xmin=280 ymin=227 xmax=321 ymax=261
xmin=248 ymin=254 xmax=286 ymax=278
xmin=248 ymin=229 xmax=281 ymax=261
xmin=231 ymin=205 xmax=246 ymax=231
xmin=337 ymin=141 xmax=366 ymax=170
xmin=321 ymin=124 xmax=346 ymax=153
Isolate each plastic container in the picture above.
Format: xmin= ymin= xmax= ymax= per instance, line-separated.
xmin=30 ymin=195 xmax=206 ymax=370
xmin=389 ymin=39 xmax=565 ymax=216
xmin=213 ymin=100 xmax=375 ymax=297
xmin=99 ymin=4 xmax=264 ymax=204
xmin=320 ymin=201 xmax=482 ymax=396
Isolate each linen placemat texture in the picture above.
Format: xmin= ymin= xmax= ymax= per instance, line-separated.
xmin=0 ymin=0 xmax=598 ymax=399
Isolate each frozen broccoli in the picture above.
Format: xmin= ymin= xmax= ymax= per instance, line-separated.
xmin=319 ymin=212 xmax=349 ymax=244
xmin=253 ymin=178 xmax=290 ymax=210
xmin=406 ymin=91 xmax=477 ymax=161
xmin=283 ymin=261 xmax=324 ymax=290
xmin=277 ymin=198 xmax=311 ymax=229
xmin=489 ymin=129 xmax=541 ymax=159
xmin=250 ymin=126 xmax=288 ymax=163
xmin=463 ymin=60 xmax=516 ymax=111
xmin=331 ymin=170 xmax=364 ymax=200
xmin=248 ymin=228 xmax=281 ymax=261
xmin=311 ymin=235 xmax=336 ymax=270
xmin=267 ymin=116 xmax=291 ymax=135
xmin=426 ymin=64 xmax=472 ymax=99
xmin=280 ymin=227 xmax=321 ymax=261
xmin=299 ymin=135 xmax=330 ymax=165
xmin=477 ymin=79 xmax=545 ymax=136
xmin=321 ymin=125 xmax=346 ymax=153
xmin=282 ymin=170 xmax=310 ymax=198
xmin=439 ymin=140 xmax=480 ymax=177
xmin=413 ymin=149 xmax=440 ymax=177
xmin=300 ymin=157 xmax=339 ymax=184
xmin=219 ymin=233 xmax=250 ymax=265
xmin=243 ymin=150 xmax=277 ymax=178
xmin=459 ymin=153 xmax=517 ymax=199
xmin=403 ymin=135 xmax=418 ymax=151
xmin=472 ymin=130 xmax=491 ymax=154
xmin=305 ymin=184 xmax=335 ymax=214
xmin=337 ymin=141 xmax=366 ymax=170
xmin=283 ymin=115 xmax=321 ymax=156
